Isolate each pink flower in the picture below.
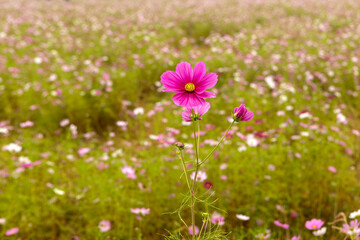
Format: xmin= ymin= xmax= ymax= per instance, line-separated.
xmin=5 ymin=228 xmax=19 ymax=236
xmin=291 ymin=235 xmax=301 ymax=240
xmin=291 ymin=211 xmax=299 ymax=218
xmin=98 ymin=220 xmax=111 ymax=232
xmin=328 ymin=166 xmax=337 ymax=173
xmin=274 ymin=220 xmax=289 ymax=229
xmin=78 ymin=148 xmax=90 ymax=156
xmin=121 ymin=166 xmax=136 ymax=179
xmin=188 ymin=225 xmax=199 ymax=236
xmin=342 ymin=219 xmax=359 ymax=237
xmin=130 ymin=208 xmax=150 ymax=216
xmin=211 ymin=212 xmax=225 ymax=225
xmin=305 ymin=219 xmax=324 ymax=230
xmin=20 ymin=121 xmax=34 ymax=128
xmin=182 ymin=102 xmax=211 ymax=122
xmin=161 ymin=62 xmax=217 ymax=107
xmin=233 ymin=104 xmax=254 ymax=122
xmin=190 ymin=171 xmax=207 ymax=182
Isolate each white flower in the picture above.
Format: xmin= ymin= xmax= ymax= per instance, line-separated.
xmin=0 ymin=218 xmax=6 ymax=225
xmin=2 ymin=143 xmax=22 ymax=153
xmin=350 ymin=209 xmax=360 ymax=219
xmin=116 ymin=121 xmax=128 ymax=127
xmin=133 ymin=107 xmax=144 ymax=115
xmin=299 ymin=112 xmax=312 ymax=119
xmin=34 ymin=57 xmax=42 ymax=64
xmin=182 ymin=121 xmax=191 ymax=126
xmin=237 ymin=145 xmax=247 ymax=152
xmin=286 ymin=105 xmax=294 ymax=111
xmin=53 ymin=188 xmax=65 ymax=196
xmin=111 ymin=149 xmax=123 ymax=158
xmin=313 ymin=227 xmax=326 ymax=236
xmin=265 ymin=76 xmax=276 ymax=89
xmin=301 ymin=131 xmax=309 ymax=137
xmin=0 ymin=127 xmax=8 ymax=134
xmin=236 ymin=214 xmax=250 ymax=221
xmin=18 ymin=156 xmax=31 ymax=164
xmin=190 ymin=171 xmax=207 ymax=182
xmin=246 ymin=134 xmax=259 ymax=147
xmin=337 ymin=113 xmax=347 ymax=124
xmin=49 ymin=73 xmax=57 ymax=81
xmin=60 ymin=119 xmax=70 ymax=127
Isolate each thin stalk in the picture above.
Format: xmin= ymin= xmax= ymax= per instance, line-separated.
xmin=199 ymin=121 xmax=235 ymax=166
xmin=197 ymin=218 xmax=206 ymax=239
xmin=179 ymin=150 xmax=191 ymax=191
xmin=190 ymin=121 xmax=200 ymax=240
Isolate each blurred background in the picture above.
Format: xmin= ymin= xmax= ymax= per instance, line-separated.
xmin=0 ymin=0 xmax=359 ymax=239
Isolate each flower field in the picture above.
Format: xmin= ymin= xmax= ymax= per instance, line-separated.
xmin=0 ymin=0 xmax=360 ymax=239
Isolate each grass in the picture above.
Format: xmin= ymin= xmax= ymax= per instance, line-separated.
xmin=0 ymin=0 xmax=360 ymax=239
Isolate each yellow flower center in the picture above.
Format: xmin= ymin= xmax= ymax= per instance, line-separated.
xmin=185 ymin=83 xmax=195 ymax=92
xmin=313 ymin=225 xmax=317 ymax=229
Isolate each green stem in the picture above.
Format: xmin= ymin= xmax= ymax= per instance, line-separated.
xmin=199 ymin=121 xmax=235 ymax=166
xmin=190 ymin=121 xmax=201 ymax=240
xmin=179 ymin=150 xmax=191 ymax=191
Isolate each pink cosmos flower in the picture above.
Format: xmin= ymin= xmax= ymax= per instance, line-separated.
xmin=188 ymin=225 xmax=199 ymax=236
xmin=291 ymin=235 xmax=301 ymax=240
xmin=161 ymin=62 xmax=218 ymax=107
xmin=130 ymin=208 xmax=150 ymax=216
xmin=211 ymin=212 xmax=225 ymax=225
xmin=98 ymin=220 xmax=111 ymax=232
xmin=121 ymin=166 xmax=136 ymax=179
xmin=274 ymin=220 xmax=289 ymax=229
xmin=5 ymin=228 xmax=19 ymax=236
xmin=233 ymin=104 xmax=254 ymax=122
xmin=328 ymin=166 xmax=337 ymax=173
xmin=190 ymin=171 xmax=207 ymax=182
xmin=342 ymin=219 xmax=359 ymax=237
xmin=305 ymin=219 xmax=324 ymax=230
xmin=182 ymin=102 xmax=211 ymax=122
xmin=78 ymin=148 xmax=90 ymax=156
xmin=20 ymin=121 xmax=34 ymax=128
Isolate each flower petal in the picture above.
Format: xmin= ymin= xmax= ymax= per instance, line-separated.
xmin=161 ymin=71 xmax=185 ymax=92
xmin=234 ymin=104 xmax=246 ymax=117
xmin=176 ymin=62 xmax=193 ymax=82
xmin=173 ymin=92 xmax=189 ymax=107
xmin=196 ymin=91 xmax=216 ymax=99
xmin=192 ymin=62 xmax=206 ymax=85
xmin=182 ymin=109 xmax=192 ymax=122
xmin=198 ymin=102 xmax=211 ymax=116
xmin=196 ymin=73 xmax=218 ymax=92
xmin=242 ymin=111 xmax=254 ymax=121
xmin=188 ymin=94 xmax=205 ymax=107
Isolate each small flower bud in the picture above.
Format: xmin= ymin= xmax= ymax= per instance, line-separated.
xmin=175 ymin=142 xmax=185 ymax=150
xmin=233 ymin=104 xmax=254 ymax=122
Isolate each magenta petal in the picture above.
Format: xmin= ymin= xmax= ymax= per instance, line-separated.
xmin=161 ymin=71 xmax=185 ymax=92
xmin=196 ymin=73 xmax=218 ymax=92
xmin=173 ymin=92 xmax=189 ymax=107
xmin=196 ymin=91 xmax=216 ymax=99
xmin=176 ymin=62 xmax=193 ymax=82
xmin=235 ymin=104 xmax=246 ymax=117
xmin=198 ymin=102 xmax=211 ymax=116
xmin=188 ymin=94 xmax=205 ymax=107
xmin=242 ymin=111 xmax=254 ymax=121
xmin=182 ymin=109 xmax=192 ymax=122
xmin=192 ymin=62 xmax=206 ymax=85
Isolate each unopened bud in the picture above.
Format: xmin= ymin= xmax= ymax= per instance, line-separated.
xmin=175 ymin=142 xmax=185 ymax=150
